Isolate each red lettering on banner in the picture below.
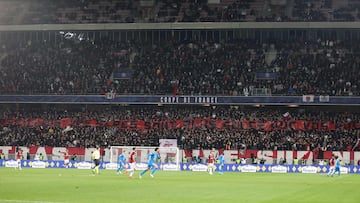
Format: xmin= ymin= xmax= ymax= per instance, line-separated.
xmin=276 ymin=120 xmax=286 ymax=130
xmin=234 ymin=120 xmax=241 ymax=130
xmin=249 ymin=120 xmax=258 ymax=129
xmin=288 ymin=120 xmax=296 ymax=130
xmin=60 ymin=118 xmax=72 ymax=128
xmin=204 ymin=118 xmax=212 ymax=129
xmin=216 ymin=120 xmax=224 ymax=129
xmin=0 ymin=118 xmax=359 ymax=131
xmin=183 ymin=119 xmax=192 ymax=129
xmin=125 ymin=121 xmax=131 ymax=130
xmin=304 ymin=120 xmax=313 ymax=130
xmin=264 ymin=121 xmax=272 ymax=131
xmin=29 ymin=146 xmax=38 ymax=154
xmin=137 ymin=120 xmax=145 ymax=130
xmin=68 ymin=147 xmax=85 ymax=155
xmin=152 ymin=121 xmax=160 ymax=129
xmin=166 ymin=120 xmax=173 ymax=129
xmin=328 ymin=122 xmax=336 ymax=131
xmin=324 ymin=151 xmax=333 ymax=159
xmin=144 ymin=121 xmax=152 ymax=129
xmin=8 ymin=146 xmax=16 ymax=154
xmin=242 ymin=120 xmax=250 ymax=130
xmin=107 ymin=120 xmax=114 ymax=127
xmin=88 ymin=119 xmax=97 ymax=127
xmin=30 ymin=118 xmax=44 ymax=127
xmin=296 ymin=120 xmax=305 ymax=131
xmin=224 ymin=120 xmax=232 ymax=130
xmin=1 ymin=146 xmax=359 ymax=163
xmin=45 ymin=146 xmax=53 ymax=154
xmin=194 ymin=118 xmax=201 ymax=128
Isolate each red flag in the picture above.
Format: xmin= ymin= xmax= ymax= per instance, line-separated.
xmin=283 ymin=112 xmax=291 ymax=119
xmin=175 ymin=120 xmax=184 ymax=129
xmin=60 ymin=118 xmax=72 ymax=128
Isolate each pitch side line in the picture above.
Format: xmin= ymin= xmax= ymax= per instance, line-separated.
xmin=0 ymin=200 xmax=65 ymax=203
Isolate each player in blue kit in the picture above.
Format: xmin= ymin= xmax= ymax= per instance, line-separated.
xmin=116 ymin=150 xmax=127 ymax=174
xmin=330 ymin=155 xmax=341 ymax=177
xmin=218 ymin=152 xmax=225 ymax=175
xmin=139 ymin=148 xmax=161 ymax=179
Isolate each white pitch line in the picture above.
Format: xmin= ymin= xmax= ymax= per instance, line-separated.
xmin=0 ymin=200 xmax=65 ymax=203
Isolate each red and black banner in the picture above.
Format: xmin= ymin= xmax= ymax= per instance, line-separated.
xmin=1 ymin=118 xmax=360 ymax=131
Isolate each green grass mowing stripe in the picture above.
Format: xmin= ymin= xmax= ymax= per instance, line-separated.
xmin=0 ymin=168 xmax=359 ymax=203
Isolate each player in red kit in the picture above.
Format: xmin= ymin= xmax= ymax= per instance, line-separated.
xmin=327 ymin=153 xmax=335 ymax=176
xmin=207 ymin=150 xmax=215 ymax=175
xmin=59 ymin=149 xmax=70 ymax=168
xmin=127 ymin=147 xmax=136 ymax=178
xmin=16 ymin=149 xmax=23 ymax=170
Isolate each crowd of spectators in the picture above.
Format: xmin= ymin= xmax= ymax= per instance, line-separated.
xmin=0 ymin=105 xmax=359 ymax=152
xmin=0 ymin=36 xmax=359 ymax=96
xmin=2 ymin=0 xmax=360 ymax=24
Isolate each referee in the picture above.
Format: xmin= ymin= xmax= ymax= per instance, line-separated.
xmin=92 ymin=146 xmax=101 ymax=175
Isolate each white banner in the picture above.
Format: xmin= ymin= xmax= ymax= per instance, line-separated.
xmin=271 ymin=165 xmax=288 ymax=173
xmin=135 ymin=163 xmax=149 ymax=170
xmin=105 ymin=162 xmax=118 ymax=170
xmin=191 ymin=164 xmax=208 ymax=172
xmin=31 ymin=161 xmax=46 ymax=168
xmin=301 ymin=166 xmax=317 ymax=173
xmin=319 ymin=95 xmax=330 ymax=102
xmin=302 ymin=95 xmax=314 ymax=103
xmin=159 ymin=139 xmax=177 ymax=148
xmin=241 ymin=165 xmax=257 ymax=173
xmin=76 ymin=162 xmax=92 ymax=169
xmin=162 ymin=163 xmax=178 ymax=171
xmin=340 ymin=166 xmax=349 ymax=174
xmin=5 ymin=160 xmax=18 ymax=167
xmin=208 ymin=0 xmax=220 ymax=3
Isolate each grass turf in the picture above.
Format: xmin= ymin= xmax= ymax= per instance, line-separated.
xmin=0 ymin=168 xmax=359 ymax=203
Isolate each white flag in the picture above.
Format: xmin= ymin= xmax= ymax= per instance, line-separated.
xmin=319 ymin=95 xmax=330 ymax=102
xmin=302 ymin=95 xmax=314 ymax=103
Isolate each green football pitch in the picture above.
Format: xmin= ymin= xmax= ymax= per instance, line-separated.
xmin=0 ymin=168 xmax=359 ymax=203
